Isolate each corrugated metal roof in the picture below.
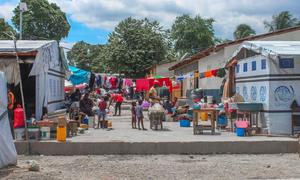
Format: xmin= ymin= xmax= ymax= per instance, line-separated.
xmin=0 ymin=40 xmax=56 ymax=52
xmin=229 ymin=41 xmax=300 ymax=62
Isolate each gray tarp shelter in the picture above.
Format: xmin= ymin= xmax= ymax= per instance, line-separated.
xmin=0 ymin=40 xmax=68 ymax=120
xmin=0 ymin=71 xmax=17 ymax=168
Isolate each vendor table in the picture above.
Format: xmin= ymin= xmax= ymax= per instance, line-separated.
xmin=193 ymin=109 xmax=219 ymax=135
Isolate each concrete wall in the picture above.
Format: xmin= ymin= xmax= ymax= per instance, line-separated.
xmin=15 ymin=141 xmax=298 ymax=155
xmin=154 ymin=61 xmax=177 ymax=77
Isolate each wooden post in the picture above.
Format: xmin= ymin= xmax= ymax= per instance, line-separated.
xmin=298 ymin=134 xmax=300 ymax=158
xmin=13 ymin=38 xmax=28 ymax=141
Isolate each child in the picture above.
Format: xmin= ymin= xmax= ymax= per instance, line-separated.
xmin=131 ymin=101 xmax=137 ymax=129
xmin=136 ymin=100 xmax=146 ymax=130
xmin=98 ymin=96 xmax=107 ymax=128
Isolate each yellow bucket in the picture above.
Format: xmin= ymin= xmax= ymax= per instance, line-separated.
xmin=56 ymin=127 xmax=66 ymax=142
xmin=200 ymin=112 xmax=208 ymax=121
xmin=108 ymin=121 xmax=112 ymax=128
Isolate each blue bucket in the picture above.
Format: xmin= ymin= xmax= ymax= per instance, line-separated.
xmin=218 ymin=115 xmax=228 ymax=126
xmin=236 ymin=128 xmax=245 ymax=136
xmin=83 ymin=117 xmax=89 ymax=125
xmin=180 ymin=120 xmax=191 ymax=127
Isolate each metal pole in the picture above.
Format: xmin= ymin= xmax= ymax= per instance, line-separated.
xmin=19 ymin=10 xmax=23 ymax=40
xmin=13 ymin=37 xmax=28 ymax=141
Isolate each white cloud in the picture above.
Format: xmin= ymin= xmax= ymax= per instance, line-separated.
xmin=1 ymin=0 xmax=300 ymax=39
xmin=49 ymin=0 xmax=300 ymax=39
xmin=0 ymin=3 xmax=16 ymax=20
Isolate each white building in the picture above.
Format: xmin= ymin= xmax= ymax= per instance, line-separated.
xmin=231 ymin=41 xmax=300 ymax=135
xmin=170 ymin=26 xmax=300 ymax=100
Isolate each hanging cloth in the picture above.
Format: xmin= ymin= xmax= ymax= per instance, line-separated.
xmin=217 ymin=68 xmax=226 ymax=78
xmin=136 ymin=79 xmax=151 ymax=92
xmin=204 ymin=71 xmax=212 ymax=78
xmin=211 ymin=69 xmax=218 ymax=77
xmin=199 ymin=72 xmax=205 ymax=79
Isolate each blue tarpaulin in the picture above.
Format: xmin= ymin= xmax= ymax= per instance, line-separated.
xmin=68 ymin=65 xmax=90 ymax=85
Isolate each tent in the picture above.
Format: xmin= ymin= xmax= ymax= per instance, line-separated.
xmin=0 ymin=40 xmax=67 ymax=120
xmin=0 ymin=71 xmax=17 ymax=168
xmin=68 ymin=65 xmax=90 ymax=85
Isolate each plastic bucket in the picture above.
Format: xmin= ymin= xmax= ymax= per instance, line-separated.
xmin=236 ymin=128 xmax=245 ymax=137
xmin=200 ymin=112 xmax=208 ymax=121
xmin=218 ymin=115 xmax=228 ymax=126
xmin=14 ymin=128 xmax=25 ymax=141
xmin=180 ymin=120 xmax=190 ymax=127
xmin=57 ymin=127 xmax=67 ymax=142
xmin=88 ymin=116 xmax=94 ymax=128
xmin=207 ymin=96 xmax=213 ymax=104
xmin=28 ymin=127 xmax=40 ymax=141
xmin=40 ymin=127 xmax=50 ymax=140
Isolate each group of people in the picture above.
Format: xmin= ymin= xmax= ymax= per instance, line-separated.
xmin=131 ymin=100 xmax=146 ymax=130
xmin=67 ymin=87 xmax=124 ymax=129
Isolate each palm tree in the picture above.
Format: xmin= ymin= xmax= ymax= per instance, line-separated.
xmin=233 ymin=24 xmax=256 ymax=39
xmin=264 ymin=11 xmax=298 ymax=32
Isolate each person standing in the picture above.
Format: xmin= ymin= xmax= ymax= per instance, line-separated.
xmin=114 ymin=93 xmax=123 ymax=116
xmin=7 ymin=88 xmax=15 ymax=138
xmin=131 ymin=101 xmax=137 ymax=129
xmin=136 ymin=100 xmax=146 ymax=130
xmin=79 ymin=93 xmax=94 ymax=116
xmin=97 ymin=96 xmax=108 ymax=128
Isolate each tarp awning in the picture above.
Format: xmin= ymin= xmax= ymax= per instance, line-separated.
xmin=227 ymin=41 xmax=300 ymax=64
xmin=68 ymin=65 xmax=90 ymax=85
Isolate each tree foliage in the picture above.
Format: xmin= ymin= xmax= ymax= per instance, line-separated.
xmin=102 ymin=17 xmax=168 ymax=78
xmin=264 ymin=11 xmax=298 ymax=32
xmin=233 ymin=24 xmax=256 ymax=39
xmin=171 ymin=15 xmax=215 ymax=56
xmin=67 ymin=41 xmax=105 ymax=72
xmin=12 ymin=0 xmax=70 ymax=41
xmin=0 ymin=18 xmax=16 ymax=39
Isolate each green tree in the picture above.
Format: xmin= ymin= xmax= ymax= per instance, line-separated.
xmin=0 ymin=18 xmax=16 ymax=39
xmin=12 ymin=0 xmax=70 ymax=40
xmin=264 ymin=11 xmax=298 ymax=32
xmin=102 ymin=17 xmax=168 ymax=78
xmin=68 ymin=41 xmax=91 ymax=70
xmin=171 ymin=14 xmax=215 ymax=56
xmin=233 ymin=24 xmax=256 ymax=39
xmin=67 ymin=41 xmax=105 ymax=72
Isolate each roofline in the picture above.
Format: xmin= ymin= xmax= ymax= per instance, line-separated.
xmin=169 ymin=25 xmax=300 ymax=70
xmin=0 ymin=51 xmax=38 ymax=58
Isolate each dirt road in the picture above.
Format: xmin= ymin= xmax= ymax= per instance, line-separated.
xmin=1 ymin=154 xmax=300 ymax=180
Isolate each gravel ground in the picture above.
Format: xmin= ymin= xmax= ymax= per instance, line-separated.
xmin=1 ymin=154 xmax=300 ymax=180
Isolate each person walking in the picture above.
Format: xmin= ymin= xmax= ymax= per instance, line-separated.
xmin=114 ymin=93 xmax=123 ymax=116
xmin=136 ymin=100 xmax=146 ymax=130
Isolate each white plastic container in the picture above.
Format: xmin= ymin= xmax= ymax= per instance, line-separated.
xmin=207 ymin=96 xmax=213 ymax=104
xmin=88 ymin=116 xmax=94 ymax=129
xmin=40 ymin=127 xmax=50 ymax=140
xmin=14 ymin=128 xmax=25 ymax=141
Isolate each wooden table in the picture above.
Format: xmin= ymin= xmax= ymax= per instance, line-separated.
xmin=193 ymin=108 xmax=219 ymax=135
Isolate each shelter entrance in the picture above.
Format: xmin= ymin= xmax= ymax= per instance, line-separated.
xmin=11 ymin=63 xmax=36 ymax=118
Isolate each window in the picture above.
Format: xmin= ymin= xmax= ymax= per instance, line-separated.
xmin=252 ymin=61 xmax=256 ymax=71
xmin=279 ymin=58 xmax=294 ymax=69
xmin=236 ymin=64 xmax=240 ymax=73
xmin=261 ymin=59 xmax=266 ymax=70
xmin=243 ymin=63 xmax=248 ymax=72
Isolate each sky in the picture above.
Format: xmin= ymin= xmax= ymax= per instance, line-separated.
xmin=0 ymin=0 xmax=300 ymax=46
